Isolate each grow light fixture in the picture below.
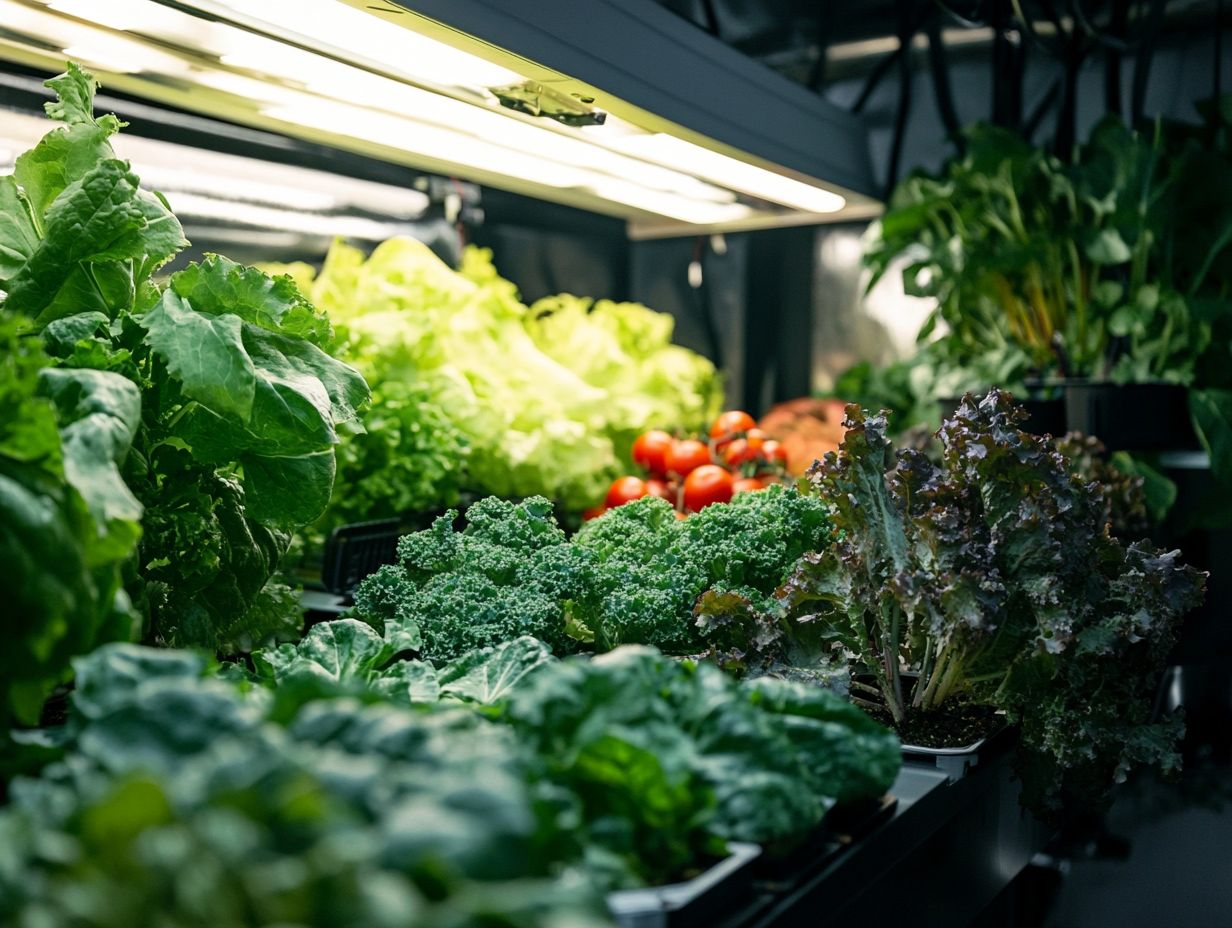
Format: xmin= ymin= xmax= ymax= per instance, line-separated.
xmin=0 ymin=108 xmax=431 ymax=240
xmin=0 ymin=0 xmax=880 ymax=236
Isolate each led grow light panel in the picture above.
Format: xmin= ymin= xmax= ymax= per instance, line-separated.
xmin=0 ymin=0 xmax=880 ymax=236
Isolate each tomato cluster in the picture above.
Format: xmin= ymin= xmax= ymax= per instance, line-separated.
xmin=586 ymin=410 xmax=791 ymax=521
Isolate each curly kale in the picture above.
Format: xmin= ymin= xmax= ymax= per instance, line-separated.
xmin=571 ymin=495 xmax=705 ymax=651
xmin=353 ymin=496 xmax=595 ymax=662
xmin=571 ymin=486 xmax=834 ymax=658
xmin=353 ymin=486 xmax=835 ymax=667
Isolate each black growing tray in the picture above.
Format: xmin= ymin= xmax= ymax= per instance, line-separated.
xmin=751 ymin=793 xmax=898 ymax=887
xmin=607 ymin=842 xmax=761 ymax=928
xmin=1063 ymin=381 xmax=1197 ymax=451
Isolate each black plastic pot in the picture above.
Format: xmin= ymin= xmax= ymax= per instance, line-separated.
xmin=607 ymin=843 xmax=761 ymax=928
xmin=1063 ymin=381 xmax=1197 ymax=451
xmin=938 ymin=393 xmax=1067 ymax=438
xmin=751 ymin=794 xmax=898 ymax=884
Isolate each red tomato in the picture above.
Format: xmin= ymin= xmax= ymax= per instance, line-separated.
xmin=683 ymin=464 xmax=734 ymax=511
xmin=646 ymin=478 xmax=673 ymax=502
xmin=723 ymin=434 xmax=766 ymax=467
xmin=632 ymin=430 xmax=674 ymax=476
xmin=582 ymin=505 xmax=607 ymax=521
xmin=605 ymin=476 xmax=648 ymax=509
xmin=732 ymin=477 xmax=766 ymax=495
xmin=761 ymin=440 xmax=789 ymax=466
xmin=674 ymin=510 xmax=689 ymax=520
xmin=710 ymin=410 xmax=757 ymax=442
xmin=665 ymin=439 xmax=711 ymax=477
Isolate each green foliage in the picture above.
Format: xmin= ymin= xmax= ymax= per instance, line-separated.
xmin=353 ymin=487 xmax=835 ymax=670
xmin=275 ymin=238 xmax=720 ymax=517
xmin=0 ymin=643 xmax=613 ymax=927
xmin=353 ymin=497 xmax=594 ymax=663
xmin=867 ymin=118 xmax=1220 ymax=388
xmin=783 ymin=392 xmax=1204 ymax=813
xmin=525 ymin=293 xmax=723 ymax=460
xmin=0 ymin=64 xmax=370 ymax=654
xmin=251 ymin=629 xmax=900 ymax=886
xmin=315 ymin=378 xmax=469 ymax=541
xmin=500 ymin=647 xmax=898 ymax=883
xmin=0 ymin=312 xmax=140 ymax=727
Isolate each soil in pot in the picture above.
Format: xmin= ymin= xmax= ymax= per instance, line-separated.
xmin=866 ymin=702 xmax=1002 ymax=749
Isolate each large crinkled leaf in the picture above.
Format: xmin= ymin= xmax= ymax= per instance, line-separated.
xmin=436 ymin=636 xmax=555 ymax=704
xmin=5 ymin=160 xmax=151 ymax=324
xmin=0 ymin=176 xmax=39 ymax=283
xmin=170 ymin=254 xmax=332 ymax=345
xmin=155 ymin=302 xmax=366 ymax=456
xmin=38 ymin=367 xmax=143 ymax=561
xmin=40 ymin=311 xmax=110 ymax=355
xmin=241 ymin=448 xmax=335 ymax=528
xmin=72 ymin=644 xmax=205 ymax=720
xmin=12 ymin=64 xmax=124 ymax=216
xmin=243 ymin=323 xmax=367 ymax=433
xmin=43 ymin=62 xmax=107 ymax=126
xmin=141 ymin=289 xmax=256 ymax=419
xmin=370 ymin=660 xmax=441 ymax=704
xmin=254 ymin=619 xmax=390 ymax=684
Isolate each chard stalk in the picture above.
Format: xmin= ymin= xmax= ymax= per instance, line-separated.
xmin=931 ymin=652 xmax=966 ymax=707
xmin=913 ymin=636 xmax=935 ymax=709
xmin=919 ymin=643 xmax=951 ymax=710
xmin=1068 ymin=239 xmax=1088 ymax=368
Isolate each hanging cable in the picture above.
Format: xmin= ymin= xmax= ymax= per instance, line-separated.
xmin=927 ymin=13 xmax=965 ymax=146
xmin=1131 ymin=0 xmax=1168 ymax=125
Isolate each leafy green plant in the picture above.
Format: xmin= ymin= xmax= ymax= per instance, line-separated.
xmin=866 ymin=119 xmax=1215 ymax=387
xmin=250 ymin=625 xmax=900 ymax=886
xmin=352 ymin=486 xmax=835 ymax=668
xmin=0 ymin=64 xmax=369 ymax=653
xmin=0 ymin=643 xmax=613 ymax=927
xmin=0 ymin=311 xmax=141 ymax=727
xmin=272 ymin=238 xmax=720 ymax=516
xmin=778 ymin=393 xmax=1204 ymax=813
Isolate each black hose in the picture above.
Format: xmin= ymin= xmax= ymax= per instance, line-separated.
xmin=885 ymin=0 xmax=918 ymax=198
xmin=927 ymin=14 xmax=965 ymax=146
xmin=1131 ymin=0 xmax=1168 ymax=126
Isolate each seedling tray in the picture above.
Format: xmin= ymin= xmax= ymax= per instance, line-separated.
xmin=901 ymin=720 xmax=1015 ymax=781
xmin=608 ymin=842 xmax=761 ymax=928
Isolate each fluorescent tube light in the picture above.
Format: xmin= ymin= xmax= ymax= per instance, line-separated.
xmin=264 ymin=102 xmax=595 ymax=190
xmin=48 ymin=0 xmax=157 ymax=30
xmin=61 ymin=36 xmax=188 ymax=74
xmin=1 ymin=0 xmax=869 ymax=233
xmin=613 ymin=134 xmax=847 ymax=214
xmin=198 ymin=0 xmax=521 ymax=90
xmin=167 ymin=191 xmax=417 ymax=240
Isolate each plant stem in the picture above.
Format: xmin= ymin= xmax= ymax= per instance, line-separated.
xmin=913 ymin=636 xmax=935 ymax=709
xmin=919 ymin=643 xmax=951 ymax=709
xmin=931 ymin=652 xmax=966 ymax=706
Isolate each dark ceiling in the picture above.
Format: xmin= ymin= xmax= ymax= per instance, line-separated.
xmin=652 ymin=0 xmax=1228 ymax=194
xmin=653 ymin=0 xmax=1223 ymax=89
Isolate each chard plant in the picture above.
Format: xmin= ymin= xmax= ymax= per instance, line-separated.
xmin=781 ymin=392 xmax=1205 ymax=811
